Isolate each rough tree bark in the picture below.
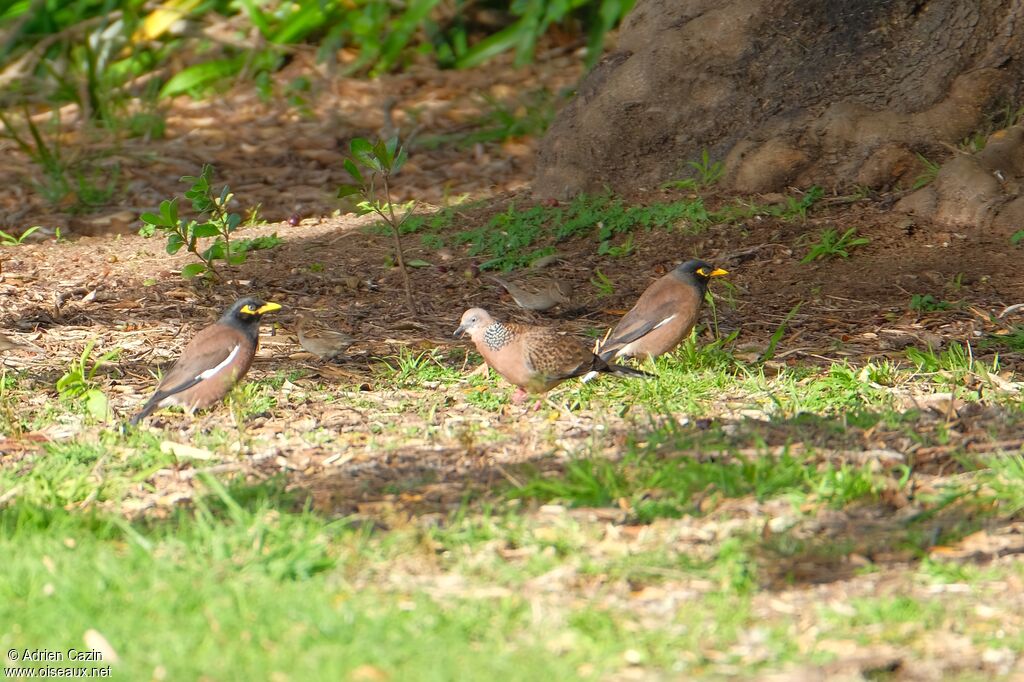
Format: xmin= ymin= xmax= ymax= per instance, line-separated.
xmin=536 ymin=0 xmax=1024 ymax=228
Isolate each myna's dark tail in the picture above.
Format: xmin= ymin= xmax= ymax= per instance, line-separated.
xmin=129 ymin=399 xmax=158 ymax=426
xmin=605 ymin=362 xmax=655 ymax=379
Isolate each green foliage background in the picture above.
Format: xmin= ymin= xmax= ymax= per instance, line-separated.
xmin=0 ymin=0 xmax=634 ymax=118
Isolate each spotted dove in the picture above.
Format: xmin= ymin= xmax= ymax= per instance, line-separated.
xmin=455 ymin=307 xmax=651 ymax=402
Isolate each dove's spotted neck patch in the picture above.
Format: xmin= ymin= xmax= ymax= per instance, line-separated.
xmin=483 ymin=322 xmax=514 ymax=351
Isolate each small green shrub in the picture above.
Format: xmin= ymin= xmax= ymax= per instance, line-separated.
xmin=139 ymin=165 xmax=282 ymax=281
xmin=338 ymin=137 xmax=416 ymax=313
xmin=801 ymin=227 xmax=869 ymax=263
xmin=55 ymin=339 xmax=117 ymax=422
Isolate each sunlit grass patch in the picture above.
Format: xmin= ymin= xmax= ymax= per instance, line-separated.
xmin=821 ymin=596 xmax=949 ymax=645
xmin=972 ymin=452 xmax=1024 ymax=515
xmin=373 ymin=347 xmax=466 ymax=388
xmin=451 ymin=193 xmax=711 ymax=271
xmin=0 ymin=431 xmax=175 ymax=508
xmin=0 ymin=501 xmax=593 ymax=681
xmin=508 ymin=435 xmax=898 ymax=523
xmin=0 ymin=490 xmax=805 ymax=681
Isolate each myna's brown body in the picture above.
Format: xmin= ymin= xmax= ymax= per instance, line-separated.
xmin=130 ymin=298 xmax=280 ymax=425
xmin=596 ymin=260 xmax=727 ymax=362
xmin=455 ymin=308 xmax=650 ymax=402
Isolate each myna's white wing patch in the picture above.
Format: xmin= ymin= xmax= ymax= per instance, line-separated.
xmin=197 ymin=344 xmax=240 ymax=380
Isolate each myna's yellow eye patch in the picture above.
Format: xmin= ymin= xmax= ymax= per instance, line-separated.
xmin=239 ymin=304 xmax=257 ymax=315
xmin=696 ymin=267 xmax=710 ymax=277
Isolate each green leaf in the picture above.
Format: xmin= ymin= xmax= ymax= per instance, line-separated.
xmin=159 ymin=57 xmax=246 ymax=98
xmin=180 ymin=263 xmax=207 ymax=279
xmin=392 ymin=145 xmax=408 ymax=175
xmin=270 ymin=2 xmax=328 ymax=44
xmin=166 ymin=233 xmax=185 ymax=254
xmin=83 ymin=388 xmax=109 ymax=422
xmin=161 ymin=198 xmax=179 ymax=225
xmin=227 ymin=252 xmax=247 ymax=265
xmin=383 ymin=137 xmax=399 ymax=165
xmin=406 ymin=259 xmax=432 ymax=268
xmin=139 ymin=212 xmax=163 ymax=226
xmin=350 ymin=138 xmax=381 ymax=172
xmin=372 ymin=139 xmax=390 ymax=166
xmin=235 ymin=235 xmax=284 ymax=252
xmin=191 ymin=223 xmax=220 ymax=239
xmin=343 ymin=159 xmax=363 ymax=184
xmin=201 ymin=242 xmax=225 ymax=262
xmin=237 ymin=0 xmax=272 ymax=38
xmin=55 ymin=371 xmax=80 ymax=395
xmin=138 ymin=223 xmax=155 ymax=238
xmin=350 ymin=137 xmax=374 ymax=157
xmin=337 ymin=184 xmax=362 ymax=199
xmin=455 ymin=23 xmax=523 ymax=70
xmin=761 ymin=303 xmax=802 ymax=363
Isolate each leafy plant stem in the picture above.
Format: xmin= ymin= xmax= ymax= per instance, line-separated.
xmin=381 ymin=173 xmax=416 ymax=314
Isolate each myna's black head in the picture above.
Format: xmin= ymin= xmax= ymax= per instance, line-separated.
xmin=222 ymin=297 xmax=282 ymax=327
xmin=674 ymin=260 xmax=728 ymax=287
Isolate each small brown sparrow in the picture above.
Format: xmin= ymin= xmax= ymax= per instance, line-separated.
xmin=488 ymin=275 xmax=572 ymax=312
xmin=296 ymin=314 xmax=356 ymax=361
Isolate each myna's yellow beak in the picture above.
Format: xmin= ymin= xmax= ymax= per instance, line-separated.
xmin=256 ymin=302 xmax=282 ymax=315
xmin=709 ymin=268 xmax=729 ymax=277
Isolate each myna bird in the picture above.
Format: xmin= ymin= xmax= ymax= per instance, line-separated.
xmin=129 ymin=298 xmax=281 ymax=425
xmin=296 ymin=313 xmax=355 ymax=361
xmin=489 ymin=275 xmax=572 ymax=312
xmin=455 ymin=307 xmax=651 ymax=404
xmin=594 ymin=260 xmax=728 ymax=364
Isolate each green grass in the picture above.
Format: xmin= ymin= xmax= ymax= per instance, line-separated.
xmin=800 ymin=227 xmax=870 ymax=263
xmin=6 ymin=245 xmax=1024 ymax=679
xmin=0 ymin=487 xmax=805 ymax=680
xmin=981 ymin=327 xmax=1024 ymax=352
xmin=2 ymin=33 xmax=1021 ymax=679
xmin=363 ymin=188 xmax=829 ymax=273
xmin=824 ymin=596 xmax=948 ymax=645
xmin=373 ymin=347 xmax=466 ymax=388
xmin=0 ymin=502 xmax=589 ymax=681
xmin=509 ymin=438 xmax=893 ymax=522
xmin=709 ymin=186 xmax=824 ymax=224
xmin=910 ymin=293 xmax=959 ymax=313
xmin=913 ymin=153 xmax=942 ymax=190
xmin=451 ymin=193 xmax=710 ymax=271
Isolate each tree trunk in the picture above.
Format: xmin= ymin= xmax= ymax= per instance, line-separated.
xmin=536 ymin=0 xmax=1024 ymax=227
